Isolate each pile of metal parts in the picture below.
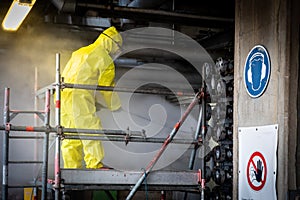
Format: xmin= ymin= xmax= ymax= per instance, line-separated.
xmin=203 ymin=57 xmax=234 ymax=199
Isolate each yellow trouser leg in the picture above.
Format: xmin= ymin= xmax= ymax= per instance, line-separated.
xmin=72 ymin=90 xmax=105 ymax=169
xmin=61 ymin=138 xmax=83 ymax=168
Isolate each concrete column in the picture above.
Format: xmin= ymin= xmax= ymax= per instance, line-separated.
xmin=234 ymin=0 xmax=299 ymax=199
xmin=289 ymin=0 xmax=300 ymax=191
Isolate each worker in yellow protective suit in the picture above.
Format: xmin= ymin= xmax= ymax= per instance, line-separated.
xmin=61 ymin=26 xmax=122 ymax=169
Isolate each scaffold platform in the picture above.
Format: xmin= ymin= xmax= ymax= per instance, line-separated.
xmin=60 ymin=169 xmax=201 ymax=191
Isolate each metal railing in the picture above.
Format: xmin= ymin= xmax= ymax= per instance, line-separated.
xmin=1 ymin=87 xmax=51 ymax=200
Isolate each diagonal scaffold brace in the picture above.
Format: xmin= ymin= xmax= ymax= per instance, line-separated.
xmin=126 ymin=91 xmax=204 ymax=200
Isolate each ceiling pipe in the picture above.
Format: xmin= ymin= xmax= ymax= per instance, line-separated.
xmin=126 ymin=0 xmax=167 ymax=8
xmin=76 ymin=3 xmax=234 ymax=28
xmin=50 ymin=0 xmax=76 ymax=13
xmin=50 ymin=0 xmax=112 ymax=28
xmin=44 ymin=14 xmax=111 ymax=28
xmin=200 ymin=29 xmax=234 ymax=50
xmin=119 ymin=0 xmax=167 ymax=26
xmin=50 ymin=1 xmax=233 ymax=28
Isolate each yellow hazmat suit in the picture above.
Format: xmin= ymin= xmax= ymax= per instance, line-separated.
xmin=61 ymin=26 xmax=122 ymax=168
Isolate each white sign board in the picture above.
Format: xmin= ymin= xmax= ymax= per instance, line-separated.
xmin=238 ymin=124 xmax=278 ymax=200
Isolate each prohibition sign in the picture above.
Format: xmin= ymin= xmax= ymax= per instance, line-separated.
xmin=246 ymin=151 xmax=267 ymax=191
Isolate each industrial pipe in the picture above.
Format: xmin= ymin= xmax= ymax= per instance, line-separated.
xmin=50 ymin=0 xmax=76 ymax=12
xmin=50 ymin=0 xmax=233 ymax=28
xmin=76 ymin=3 xmax=233 ymax=28
xmin=119 ymin=0 xmax=167 ymax=25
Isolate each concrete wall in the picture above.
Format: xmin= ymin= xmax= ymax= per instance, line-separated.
xmin=234 ymin=0 xmax=299 ymax=199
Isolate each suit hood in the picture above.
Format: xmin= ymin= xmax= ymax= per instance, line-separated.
xmin=93 ymin=26 xmax=122 ymax=54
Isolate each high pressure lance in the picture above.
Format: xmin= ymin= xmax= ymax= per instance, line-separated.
xmin=126 ymin=91 xmax=203 ymax=200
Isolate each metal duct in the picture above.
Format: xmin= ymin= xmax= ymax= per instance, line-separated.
xmin=45 ymin=14 xmax=111 ymax=28
xmin=51 ymin=0 xmax=76 ymax=13
xmin=50 ymin=0 xmax=112 ymax=28
xmin=127 ymin=0 xmax=167 ymax=8
xmin=119 ymin=0 xmax=166 ymax=26
xmin=50 ymin=1 xmax=233 ymax=28
xmin=119 ymin=0 xmax=166 ymax=8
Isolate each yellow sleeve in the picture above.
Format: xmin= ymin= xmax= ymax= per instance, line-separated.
xmin=98 ymin=62 xmax=121 ymax=111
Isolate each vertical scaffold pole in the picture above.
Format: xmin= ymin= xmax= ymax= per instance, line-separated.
xmin=2 ymin=88 xmax=10 ymax=200
xmin=183 ymin=106 xmax=202 ymax=200
xmin=188 ymin=107 xmax=202 ymax=170
xmin=54 ymin=53 xmax=61 ymax=200
xmin=200 ymin=64 xmax=207 ymax=200
xmin=42 ymin=89 xmax=50 ymax=200
xmin=34 ymin=66 xmax=39 ymax=177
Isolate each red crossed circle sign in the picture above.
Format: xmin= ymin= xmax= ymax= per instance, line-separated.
xmin=246 ymin=151 xmax=267 ymax=191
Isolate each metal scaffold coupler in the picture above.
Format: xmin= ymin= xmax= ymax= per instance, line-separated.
xmin=45 ymin=125 xmax=51 ymax=133
xmin=5 ymin=123 xmax=11 ymax=131
xmin=56 ymin=125 xmax=64 ymax=138
xmin=141 ymin=129 xmax=146 ymax=139
xmin=197 ymin=169 xmax=202 ymax=185
xmin=60 ymin=78 xmax=66 ymax=90
xmin=125 ymin=127 xmax=131 ymax=145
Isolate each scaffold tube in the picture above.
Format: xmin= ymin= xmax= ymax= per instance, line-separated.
xmin=0 ymin=125 xmax=198 ymax=144
xmin=63 ymin=83 xmax=195 ymax=96
xmin=54 ymin=53 xmax=61 ymax=200
xmin=64 ymin=135 xmax=198 ymax=144
xmin=0 ymin=125 xmax=144 ymax=136
xmin=2 ymin=88 xmax=10 ymax=200
xmin=41 ymin=89 xmax=50 ymax=200
xmin=184 ymin=106 xmax=203 ymax=200
xmin=200 ymin=65 xmax=207 ymax=200
xmin=188 ymin=107 xmax=203 ymax=169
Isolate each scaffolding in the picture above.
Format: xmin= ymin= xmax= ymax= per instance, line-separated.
xmin=1 ymin=53 xmax=208 ymax=200
xmin=1 ymin=88 xmax=51 ymax=200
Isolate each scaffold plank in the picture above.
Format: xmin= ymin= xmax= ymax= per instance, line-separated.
xmin=61 ymin=169 xmax=200 ymax=188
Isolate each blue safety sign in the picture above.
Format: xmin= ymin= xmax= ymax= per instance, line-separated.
xmin=244 ymin=45 xmax=271 ymax=98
